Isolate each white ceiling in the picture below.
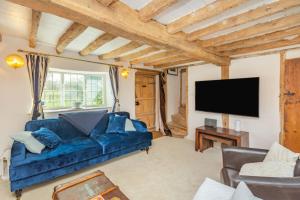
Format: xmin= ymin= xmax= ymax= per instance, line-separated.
xmin=0 ymin=0 xmax=299 ymax=57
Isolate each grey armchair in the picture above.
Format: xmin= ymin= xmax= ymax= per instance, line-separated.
xmin=221 ymin=146 xmax=300 ymax=200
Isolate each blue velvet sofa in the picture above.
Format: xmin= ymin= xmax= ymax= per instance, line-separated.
xmin=9 ymin=112 xmax=152 ymax=196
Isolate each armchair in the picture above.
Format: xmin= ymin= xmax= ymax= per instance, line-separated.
xmin=221 ymin=146 xmax=300 ymax=200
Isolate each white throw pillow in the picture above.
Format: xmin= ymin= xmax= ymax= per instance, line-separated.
xmin=125 ymin=118 xmax=136 ymax=132
xmin=230 ymin=182 xmax=262 ymax=200
xmin=11 ymin=131 xmax=45 ymax=154
xmin=193 ymin=178 xmax=234 ymax=200
xmin=264 ymin=142 xmax=299 ymax=165
xmin=240 ymin=161 xmax=295 ymax=178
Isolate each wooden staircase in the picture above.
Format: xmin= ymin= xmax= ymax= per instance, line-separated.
xmin=168 ymin=105 xmax=187 ymax=138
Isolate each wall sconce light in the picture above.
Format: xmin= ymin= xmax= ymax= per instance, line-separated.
xmin=121 ymin=68 xmax=130 ymax=79
xmin=5 ymin=54 xmax=25 ymax=69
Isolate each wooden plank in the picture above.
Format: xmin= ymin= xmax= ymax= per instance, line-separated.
xmin=223 ymin=35 xmax=300 ymax=56
xmin=56 ymin=22 xmax=87 ymax=54
xmin=99 ymin=41 xmax=143 ymax=60
xmin=216 ymin=26 xmax=300 ymax=51
xmin=280 ymin=51 xmax=286 ymax=145
xmin=188 ymin=0 xmax=300 ymax=41
xmin=154 ymin=58 xmax=196 ymax=68
xmin=80 ymin=33 xmax=116 ymax=56
xmin=8 ymin=0 xmax=229 ymax=65
xmin=115 ymin=47 xmax=159 ymax=61
xmin=139 ymin=0 xmax=178 ymax=22
xmin=96 ymin=0 xmax=117 ymax=7
xmin=29 ymin=10 xmax=41 ymax=48
xmin=167 ymin=0 xmax=247 ymax=34
xmin=130 ymin=51 xmax=179 ymax=65
xmin=144 ymin=55 xmax=188 ymax=66
xmin=221 ymin=65 xmax=229 ymax=129
xmin=202 ymin=13 xmax=300 ymax=47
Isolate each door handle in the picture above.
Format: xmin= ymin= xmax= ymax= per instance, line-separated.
xmin=284 ymin=91 xmax=296 ymax=96
xmin=135 ymin=101 xmax=140 ymax=106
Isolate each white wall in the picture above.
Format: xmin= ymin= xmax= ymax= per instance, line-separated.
xmin=166 ymin=74 xmax=180 ymax=122
xmin=187 ymin=51 xmax=299 ymax=149
xmin=0 ymin=34 xmax=134 ymax=152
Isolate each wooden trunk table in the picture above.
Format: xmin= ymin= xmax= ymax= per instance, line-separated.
xmin=53 ymin=171 xmax=129 ymax=200
xmin=195 ymin=126 xmax=249 ymax=152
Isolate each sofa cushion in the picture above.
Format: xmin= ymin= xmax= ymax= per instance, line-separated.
xmin=132 ymin=120 xmax=148 ymax=132
xmin=11 ymin=131 xmax=45 ymax=154
xmin=93 ymin=132 xmax=152 ymax=154
xmin=32 ymin=128 xmax=62 ymax=149
xmin=106 ymin=115 xmax=127 ymax=134
xmin=264 ymin=142 xmax=299 ymax=165
xmin=230 ymin=181 xmax=262 ymax=200
xmin=10 ymin=137 xmax=102 ymax=181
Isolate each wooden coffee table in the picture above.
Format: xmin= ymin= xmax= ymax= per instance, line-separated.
xmin=53 ymin=171 xmax=129 ymax=200
xmin=195 ymin=126 xmax=249 ymax=152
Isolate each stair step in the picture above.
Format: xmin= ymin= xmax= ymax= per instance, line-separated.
xmin=171 ymin=114 xmax=186 ymax=127
xmin=169 ymin=126 xmax=187 ymax=138
xmin=179 ymin=106 xmax=186 ymax=117
xmin=168 ymin=122 xmax=186 ymax=131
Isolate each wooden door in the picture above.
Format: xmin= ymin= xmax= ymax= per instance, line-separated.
xmin=283 ymin=58 xmax=300 ymax=152
xmin=135 ymin=73 xmax=156 ymax=131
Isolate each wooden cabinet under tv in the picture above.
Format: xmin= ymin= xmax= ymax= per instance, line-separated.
xmin=195 ymin=126 xmax=249 ymax=152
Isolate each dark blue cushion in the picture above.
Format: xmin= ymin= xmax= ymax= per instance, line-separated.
xmin=106 ymin=115 xmax=127 ymax=134
xmin=90 ymin=114 xmax=110 ymax=138
xmin=32 ymin=128 xmax=62 ymax=149
xmin=132 ymin=120 xmax=148 ymax=132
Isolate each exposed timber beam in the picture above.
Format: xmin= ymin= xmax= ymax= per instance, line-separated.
xmin=139 ymin=0 xmax=178 ymax=22
xmin=202 ymin=13 xmax=300 ymax=47
xmin=216 ymin=26 xmax=300 ymax=51
xmin=144 ymin=55 xmax=188 ymax=66
xmin=167 ymin=0 xmax=247 ymax=34
xmin=96 ymin=0 xmax=118 ymax=7
xmin=115 ymin=47 xmax=159 ymax=61
xmin=99 ymin=41 xmax=143 ymax=60
xmin=223 ymin=35 xmax=300 ymax=56
xmin=56 ymin=22 xmax=87 ymax=54
xmin=154 ymin=58 xmax=196 ymax=68
xmin=8 ymin=0 xmax=229 ymax=65
xmin=130 ymin=51 xmax=180 ymax=65
xmin=29 ymin=10 xmax=41 ymax=48
xmin=188 ymin=0 xmax=300 ymax=41
xmin=80 ymin=33 xmax=116 ymax=56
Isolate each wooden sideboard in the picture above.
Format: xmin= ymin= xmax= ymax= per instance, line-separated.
xmin=195 ymin=126 xmax=249 ymax=152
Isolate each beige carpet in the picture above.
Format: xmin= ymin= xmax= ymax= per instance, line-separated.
xmin=0 ymin=137 xmax=222 ymax=200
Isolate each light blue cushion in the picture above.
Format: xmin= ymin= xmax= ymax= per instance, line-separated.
xmin=125 ymin=118 xmax=136 ymax=132
xmin=106 ymin=115 xmax=127 ymax=134
xmin=32 ymin=128 xmax=62 ymax=149
xmin=11 ymin=131 xmax=45 ymax=154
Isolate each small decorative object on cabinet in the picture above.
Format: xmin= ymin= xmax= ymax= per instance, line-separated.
xmin=195 ymin=126 xmax=249 ymax=152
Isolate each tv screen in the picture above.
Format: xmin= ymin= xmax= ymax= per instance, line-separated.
xmin=195 ymin=77 xmax=259 ymax=117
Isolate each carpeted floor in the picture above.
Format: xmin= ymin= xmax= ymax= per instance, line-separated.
xmin=0 ymin=137 xmax=222 ymax=200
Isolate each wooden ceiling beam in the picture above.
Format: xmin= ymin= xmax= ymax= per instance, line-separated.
xmin=188 ymin=0 xmax=300 ymax=41
xmin=29 ymin=10 xmax=41 ymax=48
xmin=144 ymin=55 xmax=189 ymax=66
xmin=223 ymin=35 xmax=300 ymax=56
xmin=56 ymin=22 xmax=87 ymax=54
xmin=8 ymin=0 xmax=229 ymax=65
xmin=202 ymin=13 xmax=300 ymax=47
xmin=216 ymin=26 xmax=300 ymax=51
xmin=96 ymin=0 xmax=118 ymax=7
xmin=167 ymin=0 xmax=247 ymax=34
xmin=154 ymin=58 xmax=196 ymax=68
xmin=139 ymin=0 xmax=178 ymax=22
xmin=99 ymin=41 xmax=143 ymax=60
xmin=130 ymin=51 xmax=180 ymax=65
xmin=115 ymin=47 xmax=159 ymax=61
xmin=80 ymin=33 xmax=116 ymax=56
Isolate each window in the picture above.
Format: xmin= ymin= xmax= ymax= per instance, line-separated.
xmin=43 ymin=70 xmax=106 ymax=110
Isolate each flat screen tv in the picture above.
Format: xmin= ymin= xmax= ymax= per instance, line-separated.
xmin=195 ymin=77 xmax=259 ymax=117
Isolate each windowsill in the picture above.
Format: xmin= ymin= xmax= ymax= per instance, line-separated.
xmin=44 ymin=106 xmax=112 ymax=114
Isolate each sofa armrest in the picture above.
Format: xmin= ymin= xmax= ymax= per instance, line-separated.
xmin=230 ymin=174 xmax=300 ymax=200
xmin=10 ymin=141 xmax=26 ymax=166
xmin=222 ymin=146 xmax=268 ymax=171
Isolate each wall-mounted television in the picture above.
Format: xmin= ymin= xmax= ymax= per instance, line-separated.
xmin=195 ymin=77 xmax=259 ymax=117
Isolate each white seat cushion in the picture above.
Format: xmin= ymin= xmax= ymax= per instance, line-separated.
xmin=193 ymin=178 xmax=234 ymax=200
xmin=240 ymin=161 xmax=295 ymax=178
xmin=264 ymin=142 xmax=299 ymax=165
